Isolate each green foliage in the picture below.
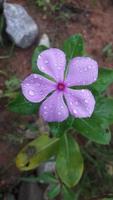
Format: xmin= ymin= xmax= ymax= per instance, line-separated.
xmin=20 ymin=172 xmax=57 ymax=184
xmin=0 ymin=15 xmax=4 ymax=47
xmin=47 ymin=183 xmax=61 ymax=199
xmin=35 ymin=0 xmax=65 ymax=13
xmin=56 ymin=134 xmax=84 ymax=188
xmin=90 ymin=68 xmax=113 ymax=94
xmin=9 ymin=93 xmax=39 ymax=115
xmin=61 ymin=185 xmax=75 ymax=200
xmin=102 ymin=42 xmax=113 ymax=59
xmin=16 ymin=134 xmax=59 ymax=171
xmin=62 ymin=34 xmax=84 ymax=62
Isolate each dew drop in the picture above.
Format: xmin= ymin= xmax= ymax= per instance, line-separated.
xmin=29 ymin=90 xmax=35 ymax=96
xmin=81 ymin=89 xmax=85 ymax=93
xmin=45 ymin=60 xmax=49 ymax=64
xmin=26 ymin=83 xmax=30 ymax=86
xmin=58 ymin=112 xmax=61 ymax=115
xmin=84 ymin=67 xmax=88 ymax=72
xmin=73 ymin=109 xmax=77 ymax=114
xmin=33 ymin=74 xmax=38 ymax=78
xmin=44 ymin=106 xmax=47 ymax=110
xmin=85 ymin=99 xmax=88 ymax=103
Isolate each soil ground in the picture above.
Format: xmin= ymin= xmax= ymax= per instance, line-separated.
xmin=1 ymin=0 xmax=113 ymax=199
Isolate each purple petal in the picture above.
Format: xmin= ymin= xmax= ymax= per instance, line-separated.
xmin=21 ymin=74 xmax=55 ymax=103
xmin=65 ymin=57 xmax=98 ymax=86
xmin=37 ymin=48 xmax=66 ymax=81
xmin=40 ymin=91 xmax=69 ymax=122
xmin=64 ymin=88 xmax=95 ymax=118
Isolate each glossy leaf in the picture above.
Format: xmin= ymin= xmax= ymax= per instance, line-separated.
xmin=56 ymin=134 xmax=84 ymax=188
xmin=20 ymin=172 xmax=57 ymax=184
xmin=62 ymin=34 xmax=84 ymax=62
xmin=73 ymin=96 xmax=113 ymax=145
xmin=95 ymin=96 xmax=113 ymax=125
xmin=49 ymin=117 xmax=74 ymax=137
xmin=8 ymin=93 xmax=39 ymax=115
xmin=47 ymin=184 xmax=61 ymax=199
xmin=62 ymin=185 xmax=75 ymax=200
xmin=32 ymin=45 xmax=47 ymax=74
xmin=16 ymin=134 xmax=59 ymax=171
xmin=90 ymin=68 xmax=113 ymax=94
xmin=73 ymin=117 xmax=111 ymax=145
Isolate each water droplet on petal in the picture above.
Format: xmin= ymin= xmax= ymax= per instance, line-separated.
xmin=58 ymin=112 xmax=61 ymax=115
xmin=29 ymin=90 xmax=35 ymax=96
xmin=26 ymin=83 xmax=30 ymax=86
xmin=33 ymin=74 xmax=38 ymax=78
xmin=84 ymin=67 xmax=87 ymax=72
xmin=85 ymin=99 xmax=88 ymax=103
xmin=45 ymin=60 xmax=49 ymax=64
xmin=73 ymin=109 xmax=77 ymax=114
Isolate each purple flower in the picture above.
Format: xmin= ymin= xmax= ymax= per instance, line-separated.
xmin=21 ymin=48 xmax=98 ymax=122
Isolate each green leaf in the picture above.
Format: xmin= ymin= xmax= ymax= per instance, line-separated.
xmin=73 ymin=96 xmax=113 ymax=145
xmin=20 ymin=172 xmax=57 ymax=184
xmin=62 ymin=185 xmax=75 ymax=200
xmin=47 ymin=184 xmax=61 ymax=199
xmin=32 ymin=45 xmax=47 ymax=74
xmin=8 ymin=93 xmax=39 ymax=115
xmin=56 ymin=134 xmax=84 ymax=188
xmin=90 ymin=68 xmax=113 ymax=94
xmin=73 ymin=117 xmax=111 ymax=145
xmin=36 ymin=172 xmax=57 ymax=184
xmin=49 ymin=117 xmax=74 ymax=137
xmin=16 ymin=134 xmax=59 ymax=171
xmin=95 ymin=96 xmax=113 ymax=125
xmin=62 ymin=34 xmax=84 ymax=62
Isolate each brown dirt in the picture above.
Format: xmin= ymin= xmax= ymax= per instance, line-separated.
xmin=0 ymin=0 xmax=113 ymax=194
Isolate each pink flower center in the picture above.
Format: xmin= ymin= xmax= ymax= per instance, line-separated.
xmin=57 ymin=82 xmax=66 ymax=91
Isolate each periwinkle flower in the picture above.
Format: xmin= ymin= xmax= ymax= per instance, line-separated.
xmin=21 ymin=48 xmax=98 ymax=122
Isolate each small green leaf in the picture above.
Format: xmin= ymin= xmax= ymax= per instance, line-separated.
xmin=90 ymin=68 xmax=113 ymax=94
xmin=73 ymin=117 xmax=111 ymax=145
xmin=32 ymin=45 xmax=47 ymax=74
xmin=20 ymin=172 xmax=57 ymax=184
xmin=37 ymin=172 xmax=57 ymax=184
xmin=73 ymin=96 xmax=113 ymax=145
xmin=49 ymin=117 xmax=74 ymax=137
xmin=62 ymin=34 xmax=84 ymax=62
xmin=56 ymin=134 xmax=84 ymax=188
xmin=62 ymin=185 xmax=75 ymax=200
xmin=47 ymin=184 xmax=61 ymax=199
xmin=16 ymin=134 xmax=59 ymax=171
xmin=95 ymin=96 xmax=113 ymax=125
xmin=8 ymin=93 xmax=39 ymax=115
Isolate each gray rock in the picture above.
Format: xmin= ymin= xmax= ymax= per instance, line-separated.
xmin=4 ymin=3 xmax=39 ymax=48
xmin=38 ymin=161 xmax=55 ymax=175
xmin=39 ymin=34 xmax=50 ymax=48
xmin=18 ymin=182 xmax=43 ymax=200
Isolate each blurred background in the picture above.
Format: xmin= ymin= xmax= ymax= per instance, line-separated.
xmin=0 ymin=0 xmax=113 ymax=200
